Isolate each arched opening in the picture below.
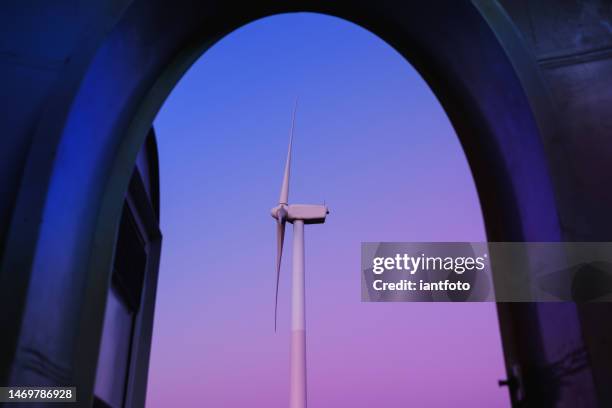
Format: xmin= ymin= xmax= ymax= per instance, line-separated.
xmin=0 ymin=2 xmax=564 ymax=407
xmin=145 ymin=13 xmax=507 ymax=407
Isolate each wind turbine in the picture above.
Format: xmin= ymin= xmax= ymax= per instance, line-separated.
xmin=271 ymin=101 xmax=329 ymax=408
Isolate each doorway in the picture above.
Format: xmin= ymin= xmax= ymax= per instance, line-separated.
xmin=146 ymin=13 xmax=508 ymax=407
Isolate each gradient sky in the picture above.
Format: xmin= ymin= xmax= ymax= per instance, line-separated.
xmin=146 ymin=13 xmax=509 ymax=407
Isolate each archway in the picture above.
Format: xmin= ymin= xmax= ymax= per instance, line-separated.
xmin=0 ymin=1 xmax=562 ymax=407
xmin=147 ymin=13 xmax=507 ymax=406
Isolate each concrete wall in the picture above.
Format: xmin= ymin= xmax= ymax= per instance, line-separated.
xmin=0 ymin=1 xmax=610 ymax=406
xmin=499 ymin=2 xmax=612 ymax=405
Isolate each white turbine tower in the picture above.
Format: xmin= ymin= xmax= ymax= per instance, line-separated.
xmin=271 ymin=101 xmax=329 ymax=408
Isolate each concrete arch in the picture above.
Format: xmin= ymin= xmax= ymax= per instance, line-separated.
xmin=0 ymin=1 xmax=571 ymax=406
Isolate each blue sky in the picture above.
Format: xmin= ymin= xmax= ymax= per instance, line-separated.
xmin=147 ymin=13 xmax=508 ymax=408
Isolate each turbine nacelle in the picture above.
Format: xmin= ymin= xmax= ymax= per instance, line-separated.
xmin=271 ymin=204 xmax=329 ymax=225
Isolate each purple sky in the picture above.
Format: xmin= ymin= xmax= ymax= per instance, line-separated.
xmin=146 ymin=13 xmax=509 ymax=407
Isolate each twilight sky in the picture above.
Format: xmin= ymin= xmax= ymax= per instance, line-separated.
xmin=146 ymin=13 xmax=509 ymax=407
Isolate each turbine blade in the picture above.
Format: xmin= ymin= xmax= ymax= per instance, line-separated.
xmin=279 ymin=99 xmax=297 ymax=204
xmin=274 ymin=218 xmax=286 ymax=331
